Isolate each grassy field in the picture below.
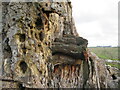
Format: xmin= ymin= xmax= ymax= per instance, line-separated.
xmin=89 ymin=47 xmax=120 ymax=69
xmin=89 ymin=47 xmax=119 ymax=60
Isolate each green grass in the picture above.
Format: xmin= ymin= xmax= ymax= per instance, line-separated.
xmin=106 ymin=62 xmax=120 ymax=69
xmin=89 ymin=47 xmax=120 ymax=69
xmin=89 ymin=47 xmax=119 ymax=60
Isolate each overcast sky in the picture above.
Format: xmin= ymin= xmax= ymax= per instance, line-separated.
xmin=71 ymin=0 xmax=119 ymax=47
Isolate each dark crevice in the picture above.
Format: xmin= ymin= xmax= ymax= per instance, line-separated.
xmin=60 ymin=4 xmax=62 ymax=7
xmin=111 ymin=74 xmax=117 ymax=80
xmin=42 ymin=10 xmax=50 ymax=18
xmin=39 ymin=71 xmax=42 ymax=74
xmin=35 ymin=17 xmax=44 ymax=30
xmin=8 ymin=24 xmax=10 ymax=28
xmin=39 ymin=32 xmax=44 ymax=41
xmin=2 ymin=29 xmax=7 ymax=39
xmin=18 ymin=83 xmax=25 ymax=90
xmin=25 ymin=18 xmax=29 ymax=22
xmin=83 ymin=60 xmax=90 ymax=88
xmin=22 ymin=46 xmax=26 ymax=55
xmin=0 ymin=78 xmax=30 ymax=88
xmin=31 ymin=30 xmax=33 ymax=36
xmin=89 ymin=57 xmax=94 ymax=77
xmin=3 ymin=38 xmax=12 ymax=58
xmin=38 ymin=44 xmax=41 ymax=47
xmin=45 ymin=3 xmax=48 ymax=7
xmin=63 ymin=31 xmax=66 ymax=35
xmin=44 ymin=42 xmax=48 ymax=45
xmin=52 ymin=52 xmax=84 ymax=60
xmin=19 ymin=61 xmax=28 ymax=74
xmin=37 ymin=13 xmax=41 ymax=17
xmin=35 ymin=33 xmax=38 ymax=40
xmin=15 ymin=11 xmax=17 ymax=13
xmin=12 ymin=18 xmax=16 ymax=21
xmin=19 ymin=34 xmax=26 ymax=42
xmin=28 ymin=24 xmax=33 ymax=29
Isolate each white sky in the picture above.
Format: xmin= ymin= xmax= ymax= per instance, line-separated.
xmin=71 ymin=0 xmax=119 ymax=47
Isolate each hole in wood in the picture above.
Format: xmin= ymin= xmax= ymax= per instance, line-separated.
xmin=19 ymin=61 xmax=28 ymax=74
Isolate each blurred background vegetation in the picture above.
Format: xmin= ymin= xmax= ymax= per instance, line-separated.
xmin=89 ymin=47 xmax=120 ymax=69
